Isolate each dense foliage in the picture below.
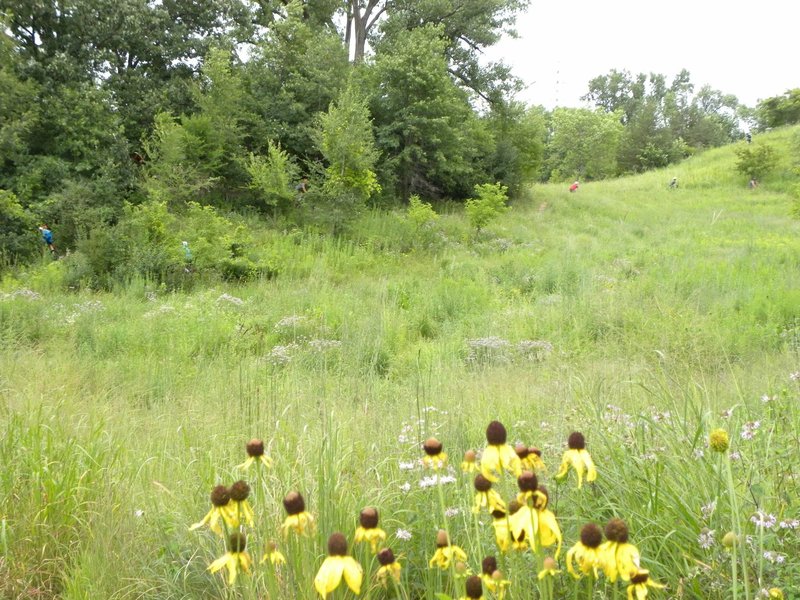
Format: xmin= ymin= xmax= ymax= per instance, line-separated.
xmin=0 ymin=1 xmax=763 ymax=278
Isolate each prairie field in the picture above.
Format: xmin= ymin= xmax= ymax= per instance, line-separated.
xmin=1 ymin=128 xmax=799 ymax=599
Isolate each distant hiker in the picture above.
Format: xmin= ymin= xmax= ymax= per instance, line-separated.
xmin=669 ymin=177 xmax=678 ymax=189
xmin=745 ymin=132 xmax=752 ymax=144
xmin=38 ymin=225 xmax=56 ymax=255
xmin=569 ymin=181 xmax=579 ymax=193
xmin=182 ymin=240 xmax=193 ymax=272
xmin=295 ymin=177 xmax=308 ymax=194
xmin=749 ymin=178 xmax=758 ymax=189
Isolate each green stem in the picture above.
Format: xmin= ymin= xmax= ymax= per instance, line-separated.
xmin=724 ymin=454 xmax=740 ymax=600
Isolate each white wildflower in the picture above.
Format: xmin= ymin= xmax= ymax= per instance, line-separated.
xmin=701 ymin=500 xmax=717 ymax=520
xmin=751 ymin=511 xmax=777 ymax=529
xmin=698 ymin=529 xmax=715 ymax=549
xmin=217 ymin=293 xmax=244 ymax=306
xmin=395 ymin=528 xmax=412 ymax=541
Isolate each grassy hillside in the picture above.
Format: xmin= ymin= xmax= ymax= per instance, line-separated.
xmin=1 ymin=127 xmax=799 ymax=599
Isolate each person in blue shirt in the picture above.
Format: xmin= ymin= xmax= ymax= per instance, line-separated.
xmin=38 ymin=225 xmax=56 ymax=255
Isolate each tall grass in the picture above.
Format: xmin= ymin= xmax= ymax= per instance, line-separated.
xmin=0 ymin=127 xmax=799 ymax=598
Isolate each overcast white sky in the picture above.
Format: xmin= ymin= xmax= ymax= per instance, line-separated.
xmin=484 ymin=0 xmax=800 ymax=109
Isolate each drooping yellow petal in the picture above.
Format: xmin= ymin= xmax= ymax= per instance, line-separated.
xmin=537 ymin=508 xmax=562 ymax=558
xmin=354 ymin=526 xmax=386 ymax=553
xmin=582 ymin=450 xmax=597 ymax=483
xmin=480 ymin=444 xmax=501 ymax=481
xmin=237 ymin=456 xmax=256 ymax=470
xmin=555 ymin=451 xmax=573 ymax=481
xmin=376 ymin=562 xmax=402 ymax=585
xmin=315 ymin=556 xmax=345 ymax=598
xmin=342 ymin=556 xmax=363 ymax=594
xmin=509 ymin=505 xmax=537 ymax=551
xmin=492 ymin=518 xmax=511 ymax=552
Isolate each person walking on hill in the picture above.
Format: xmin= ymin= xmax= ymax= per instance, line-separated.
xmin=669 ymin=177 xmax=678 ymax=189
xmin=749 ymin=178 xmax=758 ymax=189
xmin=569 ymin=181 xmax=579 ymax=193
xmin=38 ymin=225 xmax=56 ymax=256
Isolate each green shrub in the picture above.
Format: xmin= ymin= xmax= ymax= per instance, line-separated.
xmin=735 ymin=143 xmax=778 ymax=181
xmin=407 ymin=194 xmax=438 ymax=229
xmin=0 ymin=190 xmax=37 ymax=264
xmin=464 ymin=182 xmax=509 ymax=231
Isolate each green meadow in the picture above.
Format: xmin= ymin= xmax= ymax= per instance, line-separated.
xmin=1 ymin=127 xmax=799 ymax=599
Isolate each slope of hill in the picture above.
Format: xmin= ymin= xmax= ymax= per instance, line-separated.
xmin=0 ymin=127 xmax=798 ymax=599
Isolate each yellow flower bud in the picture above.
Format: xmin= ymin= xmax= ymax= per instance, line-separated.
xmin=709 ymin=429 xmax=730 ymax=452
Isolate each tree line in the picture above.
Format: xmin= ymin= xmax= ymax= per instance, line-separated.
xmin=1 ymin=0 xmax=797 ymax=272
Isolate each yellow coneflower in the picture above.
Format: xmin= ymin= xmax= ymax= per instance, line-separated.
xmin=555 ymin=432 xmax=597 ymax=488
xmin=626 ymin=569 xmax=665 ymax=599
xmin=354 ymin=507 xmax=387 ymax=553
xmin=314 ymin=533 xmax=363 ymax=599
xmin=768 ymin=589 xmax=784 ymax=600
xmin=238 ymin=438 xmax=273 ymax=469
xmin=429 ymin=530 xmax=468 ymax=569
xmin=473 ymin=474 xmax=506 ymax=514
xmin=261 ymin=541 xmax=286 ymax=566
xmin=480 ymin=421 xmax=522 ymax=482
xmin=515 ymin=471 xmax=546 ymax=506
xmin=515 ymin=444 xmax=547 ymax=473
xmin=508 ymin=500 xmax=537 ymax=551
xmin=480 ymin=557 xmax=511 ymax=599
xmin=531 ymin=486 xmax=562 ymax=558
xmin=600 ymin=519 xmax=640 ymax=583
xmin=189 ymin=485 xmax=231 ymax=536
xmin=375 ymin=548 xmax=402 ymax=587
xmin=490 ymin=508 xmax=511 ymax=553
xmin=529 ymin=446 xmax=547 ymax=472
xmin=459 ymin=575 xmax=484 ymax=600
xmin=537 ymin=556 xmax=561 ymax=579
xmin=422 ymin=437 xmax=448 ymax=470
xmin=566 ymin=523 xmax=604 ymax=578
xmin=208 ymin=531 xmax=252 ymax=585
xmin=461 ymin=449 xmax=479 ymax=473
xmin=227 ymin=480 xmax=255 ymax=528
xmin=281 ymin=491 xmax=315 ymax=537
